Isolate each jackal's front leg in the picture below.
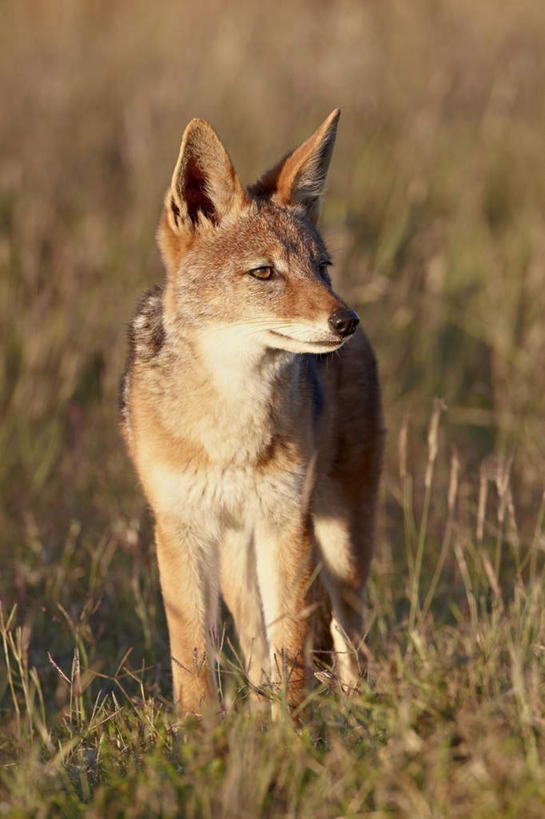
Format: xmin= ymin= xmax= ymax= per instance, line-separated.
xmin=155 ymin=522 xmax=219 ymax=717
xmin=255 ymin=516 xmax=315 ymax=712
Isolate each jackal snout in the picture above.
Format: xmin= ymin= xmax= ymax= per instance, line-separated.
xmin=328 ymin=308 xmax=359 ymax=339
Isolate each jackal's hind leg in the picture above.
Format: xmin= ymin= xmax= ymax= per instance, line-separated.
xmin=313 ymin=512 xmax=372 ymax=692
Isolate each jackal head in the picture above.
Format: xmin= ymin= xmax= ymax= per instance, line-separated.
xmin=157 ymin=109 xmax=359 ymax=355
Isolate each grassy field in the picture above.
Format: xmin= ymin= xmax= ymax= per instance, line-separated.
xmin=1 ymin=0 xmax=545 ymax=815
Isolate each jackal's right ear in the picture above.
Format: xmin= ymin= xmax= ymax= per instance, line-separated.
xmin=159 ymin=119 xmax=246 ymax=272
xmin=167 ymin=119 xmax=246 ymax=233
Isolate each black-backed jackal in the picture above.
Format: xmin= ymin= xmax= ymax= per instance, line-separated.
xmin=120 ymin=110 xmax=383 ymax=717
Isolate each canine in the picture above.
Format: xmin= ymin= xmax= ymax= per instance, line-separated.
xmin=120 ymin=109 xmax=383 ymax=717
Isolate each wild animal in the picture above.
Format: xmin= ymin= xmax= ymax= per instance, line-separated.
xmin=120 ymin=109 xmax=384 ymax=717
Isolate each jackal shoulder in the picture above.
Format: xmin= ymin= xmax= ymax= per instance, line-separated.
xmin=119 ymin=285 xmax=165 ymax=445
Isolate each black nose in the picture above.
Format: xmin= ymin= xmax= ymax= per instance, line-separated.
xmin=328 ymin=308 xmax=359 ymax=338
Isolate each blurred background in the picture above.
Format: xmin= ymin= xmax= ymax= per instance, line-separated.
xmin=1 ymin=0 xmax=545 ymax=675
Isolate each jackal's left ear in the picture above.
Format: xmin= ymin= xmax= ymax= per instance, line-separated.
xmin=250 ymin=109 xmax=340 ymax=224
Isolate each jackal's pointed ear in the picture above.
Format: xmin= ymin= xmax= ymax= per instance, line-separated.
xmin=159 ymin=119 xmax=247 ymax=274
xmin=165 ymin=119 xmax=246 ymax=235
xmin=250 ymin=109 xmax=340 ymax=224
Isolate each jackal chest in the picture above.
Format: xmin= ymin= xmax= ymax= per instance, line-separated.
xmin=146 ymin=458 xmax=304 ymax=536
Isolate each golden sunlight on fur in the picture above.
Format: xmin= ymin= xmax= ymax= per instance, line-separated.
xmin=120 ymin=111 xmax=384 ymax=717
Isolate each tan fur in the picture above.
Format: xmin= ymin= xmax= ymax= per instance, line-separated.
xmin=120 ymin=110 xmax=384 ymax=717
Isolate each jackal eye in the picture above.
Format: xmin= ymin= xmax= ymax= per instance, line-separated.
xmin=318 ymin=262 xmax=332 ymax=283
xmin=249 ymin=266 xmax=274 ymax=280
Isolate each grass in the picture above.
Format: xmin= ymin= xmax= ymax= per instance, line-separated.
xmin=2 ymin=442 xmax=545 ymax=816
xmin=2 ymin=0 xmax=545 ymax=815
